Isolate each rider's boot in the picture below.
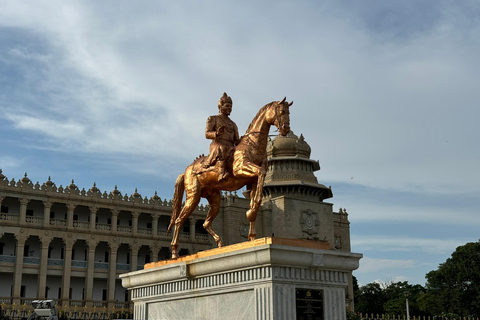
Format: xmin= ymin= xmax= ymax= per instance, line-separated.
xmin=217 ymin=161 xmax=228 ymax=181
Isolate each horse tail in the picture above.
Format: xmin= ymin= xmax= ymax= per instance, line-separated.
xmin=167 ymin=173 xmax=185 ymax=235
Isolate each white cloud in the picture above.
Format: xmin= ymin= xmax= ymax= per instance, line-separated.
xmin=7 ymin=115 xmax=85 ymax=139
xmin=356 ymin=257 xmax=416 ymax=273
xmin=353 ymin=235 xmax=469 ymax=255
xmin=0 ymin=156 xmax=24 ymax=172
xmin=0 ymin=2 xmax=479 ymax=199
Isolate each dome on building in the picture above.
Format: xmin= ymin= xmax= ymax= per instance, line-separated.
xmin=264 ymin=129 xmax=332 ymax=201
xmin=267 ymin=131 xmax=311 ymax=159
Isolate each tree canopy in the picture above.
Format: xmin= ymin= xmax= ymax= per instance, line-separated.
xmin=425 ymin=240 xmax=480 ymax=317
xmin=354 ymin=240 xmax=480 ymax=317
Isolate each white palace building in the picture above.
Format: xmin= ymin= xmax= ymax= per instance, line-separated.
xmin=0 ymin=131 xmax=353 ymax=310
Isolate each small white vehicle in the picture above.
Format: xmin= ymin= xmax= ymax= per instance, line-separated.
xmin=27 ymin=300 xmax=58 ymax=320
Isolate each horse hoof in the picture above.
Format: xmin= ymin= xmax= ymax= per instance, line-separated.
xmin=248 ymin=235 xmax=256 ymax=241
xmin=216 ymin=240 xmax=223 ymax=247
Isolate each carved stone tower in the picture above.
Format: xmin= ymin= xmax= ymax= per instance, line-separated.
xmin=261 ymin=131 xmax=350 ymax=253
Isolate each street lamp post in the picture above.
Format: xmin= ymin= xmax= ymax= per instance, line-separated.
xmin=404 ymin=291 xmax=410 ymax=320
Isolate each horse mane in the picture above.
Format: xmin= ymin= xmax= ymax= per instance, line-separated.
xmin=245 ymin=101 xmax=275 ymax=134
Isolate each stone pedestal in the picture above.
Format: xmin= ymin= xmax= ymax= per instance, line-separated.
xmin=120 ymin=237 xmax=362 ymax=320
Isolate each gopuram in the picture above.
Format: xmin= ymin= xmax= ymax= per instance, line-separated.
xmin=121 ymin=94 xmax=362 ymax=320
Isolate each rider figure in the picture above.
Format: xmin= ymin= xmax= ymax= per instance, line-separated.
xmin=203 ymin=92 xmax=240 ymax=181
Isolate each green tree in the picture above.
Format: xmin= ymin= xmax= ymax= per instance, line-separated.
xmin=355 ymin=282 xmax=386 ymax=314
xmin=425 ymin=240 xmax=480 ymax=317
xmin=382 ymin=281 xmax=428 ymax=316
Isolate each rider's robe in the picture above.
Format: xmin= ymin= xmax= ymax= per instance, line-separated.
xmin=204 ymin=114 xmax=239 ymax=167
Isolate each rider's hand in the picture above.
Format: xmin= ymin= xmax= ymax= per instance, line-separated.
xmin=216 ymin=126 xmax=225 ymax=137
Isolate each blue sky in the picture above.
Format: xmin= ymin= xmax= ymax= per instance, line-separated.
xmin=1 ymin=1 xmax=479 ymax=286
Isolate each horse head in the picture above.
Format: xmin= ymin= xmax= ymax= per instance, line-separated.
xmin=268 ymin=97 xmax=292 ymax=136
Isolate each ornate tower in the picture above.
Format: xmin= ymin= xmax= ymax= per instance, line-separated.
xmin=260 ymin=131 xmax=350 ymax=252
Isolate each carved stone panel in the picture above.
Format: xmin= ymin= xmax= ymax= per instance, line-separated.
xmin=300 ymin=209 xmax=319 ymax=236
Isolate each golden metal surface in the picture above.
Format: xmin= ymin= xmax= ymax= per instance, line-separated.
xmin=167 ymin=94 xmax=293 ymax=259
xmin=145 ymin=237 xmax=329 ymax=269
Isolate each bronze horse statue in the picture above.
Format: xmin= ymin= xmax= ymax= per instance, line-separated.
xmin=168 ymin=98 xmax=292 ymax=258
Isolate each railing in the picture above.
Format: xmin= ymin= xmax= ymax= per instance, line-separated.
xmin=73 ymin=220 xmax=90 ymax=228
xmin=353 ymin=314 xmax=480 ymax=320
xmin=180 ymin=232 xmax=190 ymax=239
xmin=0 ymin=296 xmax=12 ymax=304
xmin=92 ymin=301 xmax=107 ymax=307
xmin=0 ymin=213 xmax=19 ymax=221
xmin=0 ymin=255 xmax=16 ymax=263
xmin=116 ymin=263 xmax=130 ymax=271
xmin=26 ymin=216 xmax=43 ymax=224
xmin=117 ymin=225 xmax=132 ymax=233
xmin=23 ymin=257 xmax=40 ymax=265
xmin=71 ymin=260 xmax=87 ymax=268
xmin=20 ymin=297 xmax=34 ymax=305
xmin=47 ymin=258 xmax=64 ymax=267
xmin=50 ymin=218 xmax=67 ymax=226
xmin=114 ymin=301 xmax=130 ymax=309
xmin=96 ymin=223 xmax=111 ymax=231
xmin=94 ymin=262 xmax=109 ymax=269
xmin=137 ymin=227 xmax=152 ymax=235
xmin=157 ymin=230 xmax=168 ymax=236
xmin=0 ymin=300 xmax=133 ymax=318
xmin=195 ymin=233 xmax=209 ymax=241
xmin=69 ymin=299 xmax=84 ymax=307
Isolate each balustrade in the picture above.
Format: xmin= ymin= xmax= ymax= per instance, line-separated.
xmin=116 ymin=263 xmax=130 ymax=271
xmin=73 ymin=221 xmax=90 ymax=228
xmin=117 ymin=225 xmax=132 ymax=233
xmin=20 ymin=298 xmax=34 ymax=305
xmin=25 ymin=216 xmax=43 ymax=224
xmin=71 ymin=260 xmax=87 ymax=268
xmin=179 ymin=232 xmax=190 ymax=239
xmin=195 ymin=233 xmax=210 ymax=241
xmin=0 ymin=297 xmax=12 ymax=304
xmin=96 ymin=223 xmax=111 ymax=231
xmin=157 ymin=230 xmax=168 ymax=236
xmin=94 ymin=262 xmax=109 ymax=270
xmin=23 ymin=256 xmax=40 ymax=265
xmin=0 ymin=213 xmax=19 ymax=221
xmin=0 ymin=255 xmax=16 ymax=263
xmin=137 ymin=227 xmax=152 ymax=235
xmin=47 ymin=258 xmax=64 ymax=267
xmin=69 ymin=300 xmax=84 ymax=307
xmin=50 ymin=218 xmax=67 ymax=226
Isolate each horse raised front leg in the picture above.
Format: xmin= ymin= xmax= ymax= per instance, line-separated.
xmin=204 ymin=191 xmax=223 ymax=248
xmin=171 ymin=193 xmax=200 ymax=259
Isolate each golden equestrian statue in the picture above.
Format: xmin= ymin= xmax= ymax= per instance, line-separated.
xmin=168 ymin=94 xmax=292 ymax=259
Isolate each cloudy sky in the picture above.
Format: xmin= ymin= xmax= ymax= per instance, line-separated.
xmin=1 ymin=1 xmax=479 ymax=286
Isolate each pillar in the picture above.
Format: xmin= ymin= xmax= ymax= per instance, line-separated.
xmin=13 ymin=234 xmax=27 ymax=305
xmin=152 ymin=214 xmax=159 ymax=237
xmin=62 ymin=239 xmax=74 ymax=307
xmin=43 ymin=201 xmax=52 ymax=227
xmin=189 ymin=218 xmax=196 ymax=241
xmin=85 ymin=240 xmax=97 ymax=307
xmin=130 ymin=244 xmax=140 ymax=272
xmin=107 ymin=242 xmax=119 ymax=309
xmin=19 ymin=197 xmax=29 ymax=225
xmin=37 ymin=237 xmax=52 ymax=299
xmin=151 ymin=246 xmax=159 ymax=263
xmin=111 ymin=209 xmax=118 ymax=233
xmin=67 ymin=203 xmax=75 ymax=229
xmin=89 ymin=206 xmax=97 ymax=231
xmin=132 ymin=211 xmax=139 ymax=234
